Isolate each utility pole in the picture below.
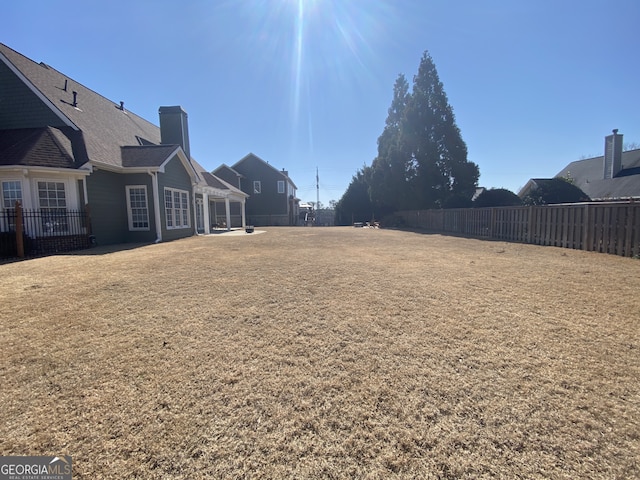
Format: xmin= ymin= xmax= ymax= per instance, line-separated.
xmin=316 ymin=167 xmax=320 ymax=225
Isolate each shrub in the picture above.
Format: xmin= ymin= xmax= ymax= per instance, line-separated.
xmin=473 ymin=188 xmax=523 ymax=208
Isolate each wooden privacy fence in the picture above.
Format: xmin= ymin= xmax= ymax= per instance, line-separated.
xmin=397 ymin=202 xmax=640 ymax=257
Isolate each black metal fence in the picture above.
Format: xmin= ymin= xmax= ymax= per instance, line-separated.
xmin=0 ymin=206 xmax=92 ymax=259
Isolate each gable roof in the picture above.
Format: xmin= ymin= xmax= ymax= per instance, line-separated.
xmin=555 ymin=149 xmax=640 ymax=200
xmin=120 ymin=145 xmax=182 ymax=168
xmin=190 ymin=158 xmax=248 ymax=196
xmin=232 ymin=152 xmax=297 ymax=189
xmin=201 ymin=171 xmax=235 ymax=190
xmin=0 ymin=43 xmax=246 ymax=198
xmin=213 ymin=163 xmax=244 ymax=178
xmin=0 ymin=43 xmax=161 ymax=169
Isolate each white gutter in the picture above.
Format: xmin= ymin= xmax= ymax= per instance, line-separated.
xmin=0 ymin=165 xmax=90 ymax=177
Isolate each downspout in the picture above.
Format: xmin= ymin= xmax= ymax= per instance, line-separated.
xmin=149 ymin=170 xmax=162 ymax=243
xmin=192 ymin=184 xmax=198 ymax=235
xmin=203 ymin=192 xmax=211 ymax=234
xmin=241 ymin=197 xmax=246 ymax=228
xmin=82 ymin=176 xmax=89 ymax=208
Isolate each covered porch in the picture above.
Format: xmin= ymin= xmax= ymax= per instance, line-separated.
xmin=194 ymin=188 xmax=247 ymax=235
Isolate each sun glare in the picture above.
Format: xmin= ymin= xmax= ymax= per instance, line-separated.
xmin=237 ymin=0 xmax=394 ymax=153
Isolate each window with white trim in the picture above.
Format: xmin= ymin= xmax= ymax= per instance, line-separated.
xmin=2 ymin=180 xmax=22 ymax=208
xmin=277 ymin=180 xmax=285 ymax=194
xmin=164 ymin=187 xmax=190 ymax=229
xmin=1 ymin=180 xmax=23 ymax=229
xmin=126 ymin=186 xmax=149 ymax=230
xmin=253 ymin=181 xmax=261 ymax=194
xmin=37 ymin=181 xmax=67 ymax=233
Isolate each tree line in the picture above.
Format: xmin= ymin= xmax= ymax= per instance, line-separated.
xmin=333 ymin=51 xmax=594 ymax=226
xmin=335 ymin=51 xmax=479 ymax=225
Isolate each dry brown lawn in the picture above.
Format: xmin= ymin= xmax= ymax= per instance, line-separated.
xmin=1 ymin=227 xmax=639 ymax=479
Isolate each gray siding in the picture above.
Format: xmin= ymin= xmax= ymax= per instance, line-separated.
xmin=122 ymin=173 xmax=157 ymax=244
xmin=86 ymin=169 xmax=156 ymax=245
xmin=87 ymin=156 xmax=196 ymax=246
xmin=234 ymin=155 xmax=289 ymax=219
xmin=158 ymin=154 xmax=195 ymax=241
xmin=86 ymin=169 xmax=128 ymax=245
xmin=0 ymin=60 xmax=67 ymax=129
xmin=214 ymin=166 xmax=241 ymax=189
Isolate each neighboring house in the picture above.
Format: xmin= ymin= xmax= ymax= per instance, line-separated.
xmin=0 ymin=43 xmax=247 ymax=249
xmin=214 ymin=153 xmax=300 ymax=226
xmin=518 ymin=178 xmax=590 ymax=205
xmin=519 ymin=130 xmax=640 ymax=202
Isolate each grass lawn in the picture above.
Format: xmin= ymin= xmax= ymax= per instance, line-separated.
xmin=1 ymin=227 xmax=638 ymax=478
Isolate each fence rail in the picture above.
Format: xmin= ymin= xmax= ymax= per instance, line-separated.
xmin=1 ymin=204 xmax=92 ymax=259
xmin=397 ymin=202 xmax=640 ymax=257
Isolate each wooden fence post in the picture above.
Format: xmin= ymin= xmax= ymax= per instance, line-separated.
xmin=15 ymin=201 xmax=24 ymax=258
xmin=527 ymin=206 xmax=534 ymax=244
xmin=583 ymin=204 xmax=591 ymax=252
xmin=489 ymin=208 xmax=496 ymax=239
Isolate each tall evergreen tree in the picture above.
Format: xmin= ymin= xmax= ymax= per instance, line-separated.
xmin=370 ymin=74 xmax=410 ymax=212
xmin=403 ymin=51 xmax=479 ymax=208
xmin=338 ymin=50 xmax=480 ymax=216
xmin=334 ymin=165 xmax=375 ymax=225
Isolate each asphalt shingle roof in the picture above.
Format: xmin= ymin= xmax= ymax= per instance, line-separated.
xmin=556 ymin=149 xmax=640 ymax=199
xmin=1 ymin=43 xmax=246 ymax=198
xmin=1 ymin=43 xmax=162 ymax=169
xmin=121 ymin=145 xmax=180 ymax=168
xmin=0 ymin=127 xmax=76 ymax=168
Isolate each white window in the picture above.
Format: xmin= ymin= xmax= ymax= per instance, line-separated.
xmin=253 ymin=181 xmax=261 ymax=194
xmin=277 ymin=180 xmax=285 ymax=194
xmin=37 ymin=181 xmax=67 ymax=233
xmin=1 ymin=180 xmax=23 ymax=229
xmin=2 ymin=180 xmax=22 ymax=208
xmin=164 ymin=187 xmax=190 ymax=229
xmin=126 ymin=186 xmax=149 ymax=231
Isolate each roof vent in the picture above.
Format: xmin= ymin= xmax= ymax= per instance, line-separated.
xmin=119 ymin=101 xmax=125 ymax=111
xmin=72 ymin=91 xmax=78 ymax=107
xmin=63 ymin=79 xmax=68 ymax=92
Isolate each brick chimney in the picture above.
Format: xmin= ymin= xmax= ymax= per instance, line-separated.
xmin=159 ymin=106 xmax=191 ymax=160
xmin=603 ymin=129 xmax=623 ymax=179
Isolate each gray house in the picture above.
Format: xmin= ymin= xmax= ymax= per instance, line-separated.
xmin=214 ymin=153 xmax=300 ymax=226
xmin=520 ymin=130 xmax=640 ymax=201
xmin=0 ymin=43 xmax=247 ymax=249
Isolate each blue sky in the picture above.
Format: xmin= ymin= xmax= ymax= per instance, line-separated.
xmin=4 ymin=0 xmax=639 ymax=205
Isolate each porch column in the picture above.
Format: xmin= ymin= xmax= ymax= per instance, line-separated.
xmin=241 ymin=198 xmax=246 ymax=228
xmin=225 ymin=197 xmax=231 ymax=231
xmin=203 ymin=192 xmax=211 ymax=234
